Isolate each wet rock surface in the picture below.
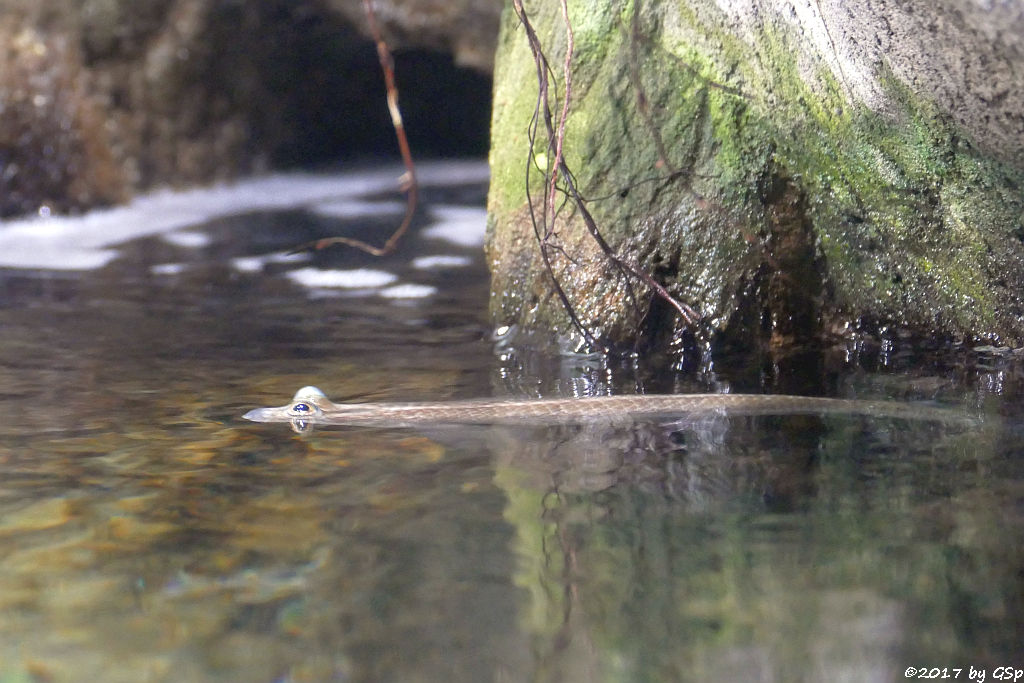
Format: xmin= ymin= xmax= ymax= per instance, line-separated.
xmin=486 ymin=0 xmax=1024 ymax=351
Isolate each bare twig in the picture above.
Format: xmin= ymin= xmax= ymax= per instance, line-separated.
xmin=546 ymin=0 xmax=573 ymax=227
xmin=514 ymin=0 xmax=605 ymax=350
xmin=291 ymin=0 xmax=417 ymax=256
xmin=558 ymin=163 xmax=700 ymax=326
xmin=511 ymin=0 xmax=701 ymax=350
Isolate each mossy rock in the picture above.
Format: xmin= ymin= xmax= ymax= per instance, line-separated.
xmin=486 ymin=0 xmax=1024 ymax=351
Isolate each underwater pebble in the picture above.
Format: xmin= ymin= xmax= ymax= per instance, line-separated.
xmin=0 ymin=498 xmax=73 ymax=533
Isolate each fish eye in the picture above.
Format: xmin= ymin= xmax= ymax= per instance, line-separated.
xmin=287 ymin=395 xmax=322 ymax=419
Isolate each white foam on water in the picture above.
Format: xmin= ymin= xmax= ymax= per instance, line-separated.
xmin=265 ymin=251 xmax=310 ymax=264
xmin=380 ymin=283 xmax=437 ymax=299
xmin=421 ymin=206 xmax=487 ymax=247
xmin=230 ymin=251 xmax=309 ymax=274
xmin=231 ymin=256 xmax=265 ymax=273
xmin=161 ymin=231 xmax=212 ymax=248
xmin=285 ymin=267 xmax=397 ymax=289
xmin=150 ymin=263 xmax=187 ymax=275
xmin=311 ymin=199 xmax=406 ymax=219
xmin=0 ymin=160 xmax=489 ymax=270
xmin=411 ymin=254 xmax=473 ymax=269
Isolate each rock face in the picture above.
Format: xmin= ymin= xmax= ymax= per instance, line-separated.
xmin=327 ymin=0 xmax=502 ymax=72
xmin=0 ymin=0 xmax=500 ymax=217
xmin=486 ymin=0 xmax=1024 ymax=350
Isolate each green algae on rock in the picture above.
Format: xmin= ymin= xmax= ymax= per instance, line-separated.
xmin=486 ymin=0 xmax=1024 ymax=351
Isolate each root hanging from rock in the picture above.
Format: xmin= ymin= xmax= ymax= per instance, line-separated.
xmin=291 ymin=0 xmax=417 ymax=256
xmin=512 ymin=0 xmax=701 ymax=354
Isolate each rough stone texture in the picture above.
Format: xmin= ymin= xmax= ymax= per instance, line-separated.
xmin=0 ymin=20 xmax=127 ymax=217
xmin=0 ymin=0 xmax=501 ymax=217
xmin=486 ymin=0 xmax=1024 ymax=351
xmin=815 ymin=0 xmax=1024 ymax=167
xmin=328 ymin=0 xmax=503 ymax=72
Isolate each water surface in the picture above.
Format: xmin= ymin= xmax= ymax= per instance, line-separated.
xmin=0 ymin=161 xmax=1021 ymax=682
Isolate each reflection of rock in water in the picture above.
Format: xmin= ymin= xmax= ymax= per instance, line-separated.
xmin=487 ymin=413 xmax=824 ymax=511
xmin=487 ymin=411 xmax=974 ymax=513
xmin=487 ymin=414 xmax=944 ymax=682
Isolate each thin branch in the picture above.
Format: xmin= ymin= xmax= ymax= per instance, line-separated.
xmin=546 ymin=0 xmax=574 ymax=227
xmin=291 ymin=0 xmax=417 ymax=256
xmin=558 ymin=161 xmax=700 ymax=326
xmin=514 ymin=0 xmax=605 ymax=351
xmin=511 ymin=0 xmax=701 ymax=350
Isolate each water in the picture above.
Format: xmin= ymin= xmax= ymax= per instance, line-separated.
xmin=0 ymin=161 xmax=1021 ymax=682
